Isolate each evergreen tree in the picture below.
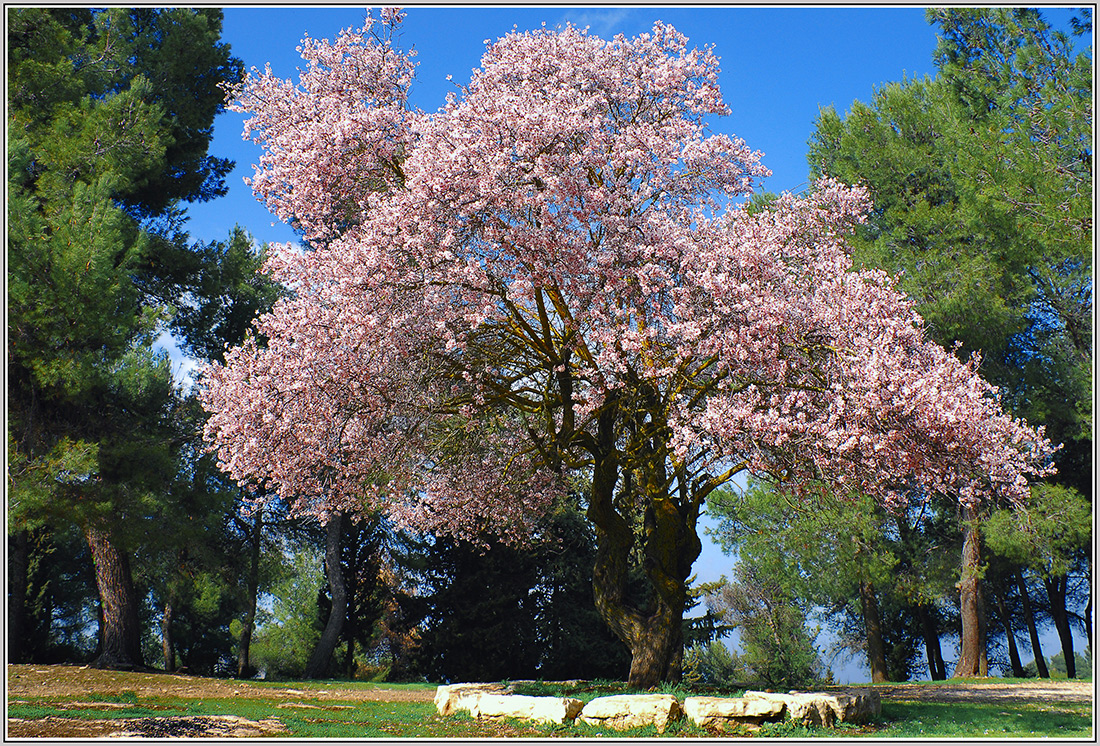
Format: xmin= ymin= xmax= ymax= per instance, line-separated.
xmin=7 ymin=7 xmax=242 ymax=669
xmin=391 ymin=499 xmax=631 ymax=683
xmin=806 ymin=7 xmax=1092 ymax=677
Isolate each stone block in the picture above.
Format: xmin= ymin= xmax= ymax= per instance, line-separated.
xmin=471 ymin=693 xmax=584 ymax=725
xmin=683 ymin=695 xmax=786 ymax=728
xmin=743 ymin=689 xmax=881 ymax=726
xmin=578 ymin=693 xmax=683 ymax=733
xmin=433 ymin=683 xmax=506 ymax=716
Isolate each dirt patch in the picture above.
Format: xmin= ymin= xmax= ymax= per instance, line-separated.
xmin=853 ymin=679 xmax=1094 ymax=705
xmin=6 ymin=663 xmax=434 ymax=703
xmin=8 ymin=714 xmax=288 ymax=739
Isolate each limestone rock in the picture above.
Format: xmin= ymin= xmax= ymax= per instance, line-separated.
xmin=471 ymin=693 xmax=584 ymax=725
xmin=578 ymin=694 xmax=683 ymax=733
xmin=744 ymin=689 xmax=881 ymax=726
xmin=433 ymin=683 xmax=506 ymax=716
xmin=683 ymin=695 xmax=786 ymax=728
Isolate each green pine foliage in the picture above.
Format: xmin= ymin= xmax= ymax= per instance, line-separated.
xmin=807 ymin=7 xmax=1092 ymax=496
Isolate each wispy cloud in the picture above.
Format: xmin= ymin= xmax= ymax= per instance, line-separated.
xmin=559 ymin=8 xmax=634 ymax=37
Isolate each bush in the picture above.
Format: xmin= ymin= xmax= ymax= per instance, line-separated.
xmin=706 ymin=564 xmax=830 ymax=689
xmin=683 ymin=640 xmax=744 ymax=687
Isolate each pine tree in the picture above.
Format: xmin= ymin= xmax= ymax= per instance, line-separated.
xmin=7 ymin=8 xmax=242 ymax=669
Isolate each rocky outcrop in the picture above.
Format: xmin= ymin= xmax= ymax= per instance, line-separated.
xmin=577 ymin=694 xmax=683 ymax=733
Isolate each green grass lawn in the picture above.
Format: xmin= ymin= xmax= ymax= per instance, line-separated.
xmin=8 ymin=673 xmax=1093 ymax=739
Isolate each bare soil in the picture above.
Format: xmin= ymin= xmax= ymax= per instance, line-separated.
xmin=6 ymin=664 xmax=1094 ymax=739
xmin=851 ymin=678 xmax=1094 ymax=705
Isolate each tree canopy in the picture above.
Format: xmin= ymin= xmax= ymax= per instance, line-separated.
xmin=199 ymin=12 xmax=1054 ymax=686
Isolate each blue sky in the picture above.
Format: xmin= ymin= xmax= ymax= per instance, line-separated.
xmin=177 ymin=5 xmax=1086 ymax=683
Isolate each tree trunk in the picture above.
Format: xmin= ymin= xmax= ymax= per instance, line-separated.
xmin=917 ymin=604 xmax=947 ymax=680
xmin=237 ymin=510 xmax=263 ymax=679
xmin=953 ymin=504 xmax=988 ymax=677
xmin=8 ymin=529 xmax=30 ymax=664
xmin=994 ymin=591 xmax=1024 ymax=677
xmin=585 ymin=401 xmax=700 ymax=688
xmin=161 ymin=595 xmax=176 ymax=672
xmin=1086 ymin=552 xmax=1093 ymax=654
xmin=1044 ymin=573 xmax=1076 ymax=678
xmin=304 ymin=511 xmax=346 ymax=680
xmin=1015 ymin=570 xmax=1049 ymax=678
xmin=858 ymin=578 xmax=889 ymax=683
xmin=84 ymin=520 xmax=144 ymax=669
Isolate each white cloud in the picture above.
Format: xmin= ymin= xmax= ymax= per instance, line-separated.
xmin=559 ymin=8 xmax=633 ymax=37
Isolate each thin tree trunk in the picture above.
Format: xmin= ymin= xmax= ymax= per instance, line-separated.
xmin=1015 ymin=570 xmax=1049 ymax=678
xmin=1044 ymin=574 xmax=1076 ymax=678
xmin=236 ymin=510 xmax=263 ymax=679
xmin=85 ymin=520 xmax=144 ymax=670
xmin=161 ymin=595 xmax=176 ymax=672
xmin=8 ymin=529 xmax=30 ymax=664
xmin=1086 ymin=553 xmax=1093 ymax=654
xmin=917 ymin=604 xmax=947 ymax=680
xmin=859 ymin=578 xmax=889 ymax=683
xmin=994 ymin=591 xmax=1024 ymax=677
xmin=954 ymin=504 xmax=988 ymax=677
xmin=304 ymin=511 xmax=346 ymax=680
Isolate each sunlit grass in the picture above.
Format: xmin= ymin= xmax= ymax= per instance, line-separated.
xmin=8 ymin=668 xmax=1093 ymax=739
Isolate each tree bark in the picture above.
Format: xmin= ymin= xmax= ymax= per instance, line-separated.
xmin=8 ymin=529 xmax=30 ymax=664
xmin=84 ymin=520 xmax=144 ymax=669
xmin=916 ymin=604 xmax=947 ymax=680
xmin=994 ymin=590 xmax=1024 ymax=677
xmin=1044 ymin=573 xmax=1076 ymax=678
xmin=858 ymin=578 xmax=889 ymax=683
xmin=236 ymin=510 xmax=263 ymax=679
xmin=1086 ymin=553 xmax=1093 ymax=654
xmin=585 ymin=400 xmax=700 ymax=688
xmin=304 ymin=511 xmax=346 ymax=679
xmin=161 ymin=595 xmax=176 ymax=672
xmin=953 ymin=504 xmax=988 ymax=677
xmin=1015 ymin=570 xmax=1049 ymax=678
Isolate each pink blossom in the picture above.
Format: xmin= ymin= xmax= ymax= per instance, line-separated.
xmin=201 ymin=21 xmax=1054 ymax=546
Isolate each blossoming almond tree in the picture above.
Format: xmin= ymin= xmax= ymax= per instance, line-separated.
xmin=200 ymin=12 xmax=1054 ymax=687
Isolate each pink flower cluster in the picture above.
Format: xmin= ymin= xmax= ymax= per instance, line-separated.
xmin=200 ymin=20 xmax=1054 ymax=543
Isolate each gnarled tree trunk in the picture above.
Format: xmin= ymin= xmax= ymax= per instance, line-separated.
xmin=8 ymin=529 xmax=30 ymax=664
xmin=916 ymin=604 xmax=947 ymax=680
xmin=586 ymin=402 xmax=702 ymax=688
xmin=161 ymin=595 xmax=176 ymax=672
xmin=953 ymin=504 xmax=988 ymax=677
xmin=85 ymin=520 xmax=144 ymax=670
xmin=304 ymin=511 xmax=346 ymax=679
xmin=1044 ymin=573 xmax=1076 ymax=678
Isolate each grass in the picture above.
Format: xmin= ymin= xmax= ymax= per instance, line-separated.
xmin=7 ymin=667 xmax=1094 ymax=739
xmin=872 ymin=700 xmax=1093 ymax=739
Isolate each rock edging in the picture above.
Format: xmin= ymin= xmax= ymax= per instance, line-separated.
xmin=435 ymin=683 xmax=881 ymax=732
